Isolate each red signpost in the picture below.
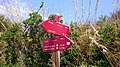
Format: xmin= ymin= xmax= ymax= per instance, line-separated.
xmin=43 ymin=36 xmax=73 ymax=52
xmin=41 ymin=20 xmax=70 ymax=37
xmin=41 ymin=14 xmax=73 ymax=67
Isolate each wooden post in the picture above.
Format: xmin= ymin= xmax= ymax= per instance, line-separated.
xmin=56 ymin=51 xmax=60 ymax=67
xmin=52 ymin=51 xmax=60 ymax=67
xmin=52 ymin=52 xmax=56 ymax=67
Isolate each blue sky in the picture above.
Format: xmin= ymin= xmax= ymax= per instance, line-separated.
xmin=29 ymin=0 xmax=116 ymax=24
xmin=0 ymin=0 xmax=118 ymax=24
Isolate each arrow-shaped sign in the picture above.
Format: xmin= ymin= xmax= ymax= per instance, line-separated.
xmin=41 ymin=20 xmax=70 ymax=37
xmin=43 ymin=36 xmax=73 ymax=52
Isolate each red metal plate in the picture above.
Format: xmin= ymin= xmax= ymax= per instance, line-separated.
xmin=41 ymin=20 xmax=70 ymax=37
xmin=53 ymin=15 xmax=60 ymax=22
xmin=43 ymin=36 xmax=73 ymax=52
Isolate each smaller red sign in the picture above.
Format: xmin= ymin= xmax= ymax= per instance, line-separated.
xmin=41 ymin=20 xmax=70 ymax=37
xmin=53 ymin=15 xmax=60 ymax=22
xmin=43 ymin=36 xmax=73 ymax=52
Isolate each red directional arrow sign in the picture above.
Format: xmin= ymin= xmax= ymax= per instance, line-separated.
xmin=41 ymin=20 xmax=70 ymax=37
xmin=43 ymin=36 xmax=73 ymax=52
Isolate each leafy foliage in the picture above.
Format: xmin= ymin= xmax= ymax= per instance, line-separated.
xmin=0 ymin=15 xmax=10 ymax=32
xmin=22 ymin=12 xmax=52 ymax=67
xmin=1 ymin=8 xmax=120 ymax=67
xmin=1 ymin=23 xmax=23 ymax=66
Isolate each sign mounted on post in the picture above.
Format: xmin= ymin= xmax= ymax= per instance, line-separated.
xmin=43 ymin=36 xmax=73 ymax=52
xmin=41 ymin=14 xmax=73 ymax=67
xmin=41 ymin=20 xmax=70 ymax=37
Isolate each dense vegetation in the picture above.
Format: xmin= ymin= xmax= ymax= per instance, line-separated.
xmin=0 ymin=4 xmax=120 ymax=67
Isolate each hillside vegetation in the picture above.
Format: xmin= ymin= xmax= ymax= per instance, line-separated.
xmin=0 ymin=6 xmax=120 ymax=67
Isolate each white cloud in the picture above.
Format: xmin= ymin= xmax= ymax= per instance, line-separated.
xmin=0 ymin=5 xmax=6 ymax=10
xmin=0 ymin=0 xmax=32 ymax=22
xmin=0 ymin=5 xmax=7 ymax=15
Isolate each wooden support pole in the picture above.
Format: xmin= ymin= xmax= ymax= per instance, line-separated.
xmin=56 ymin=51 xmax=60 ymax=67
xmin=52 ymin=52 xmax=56 ymax=67
xmin=52 ymin=51 xmax=60 ymax=67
